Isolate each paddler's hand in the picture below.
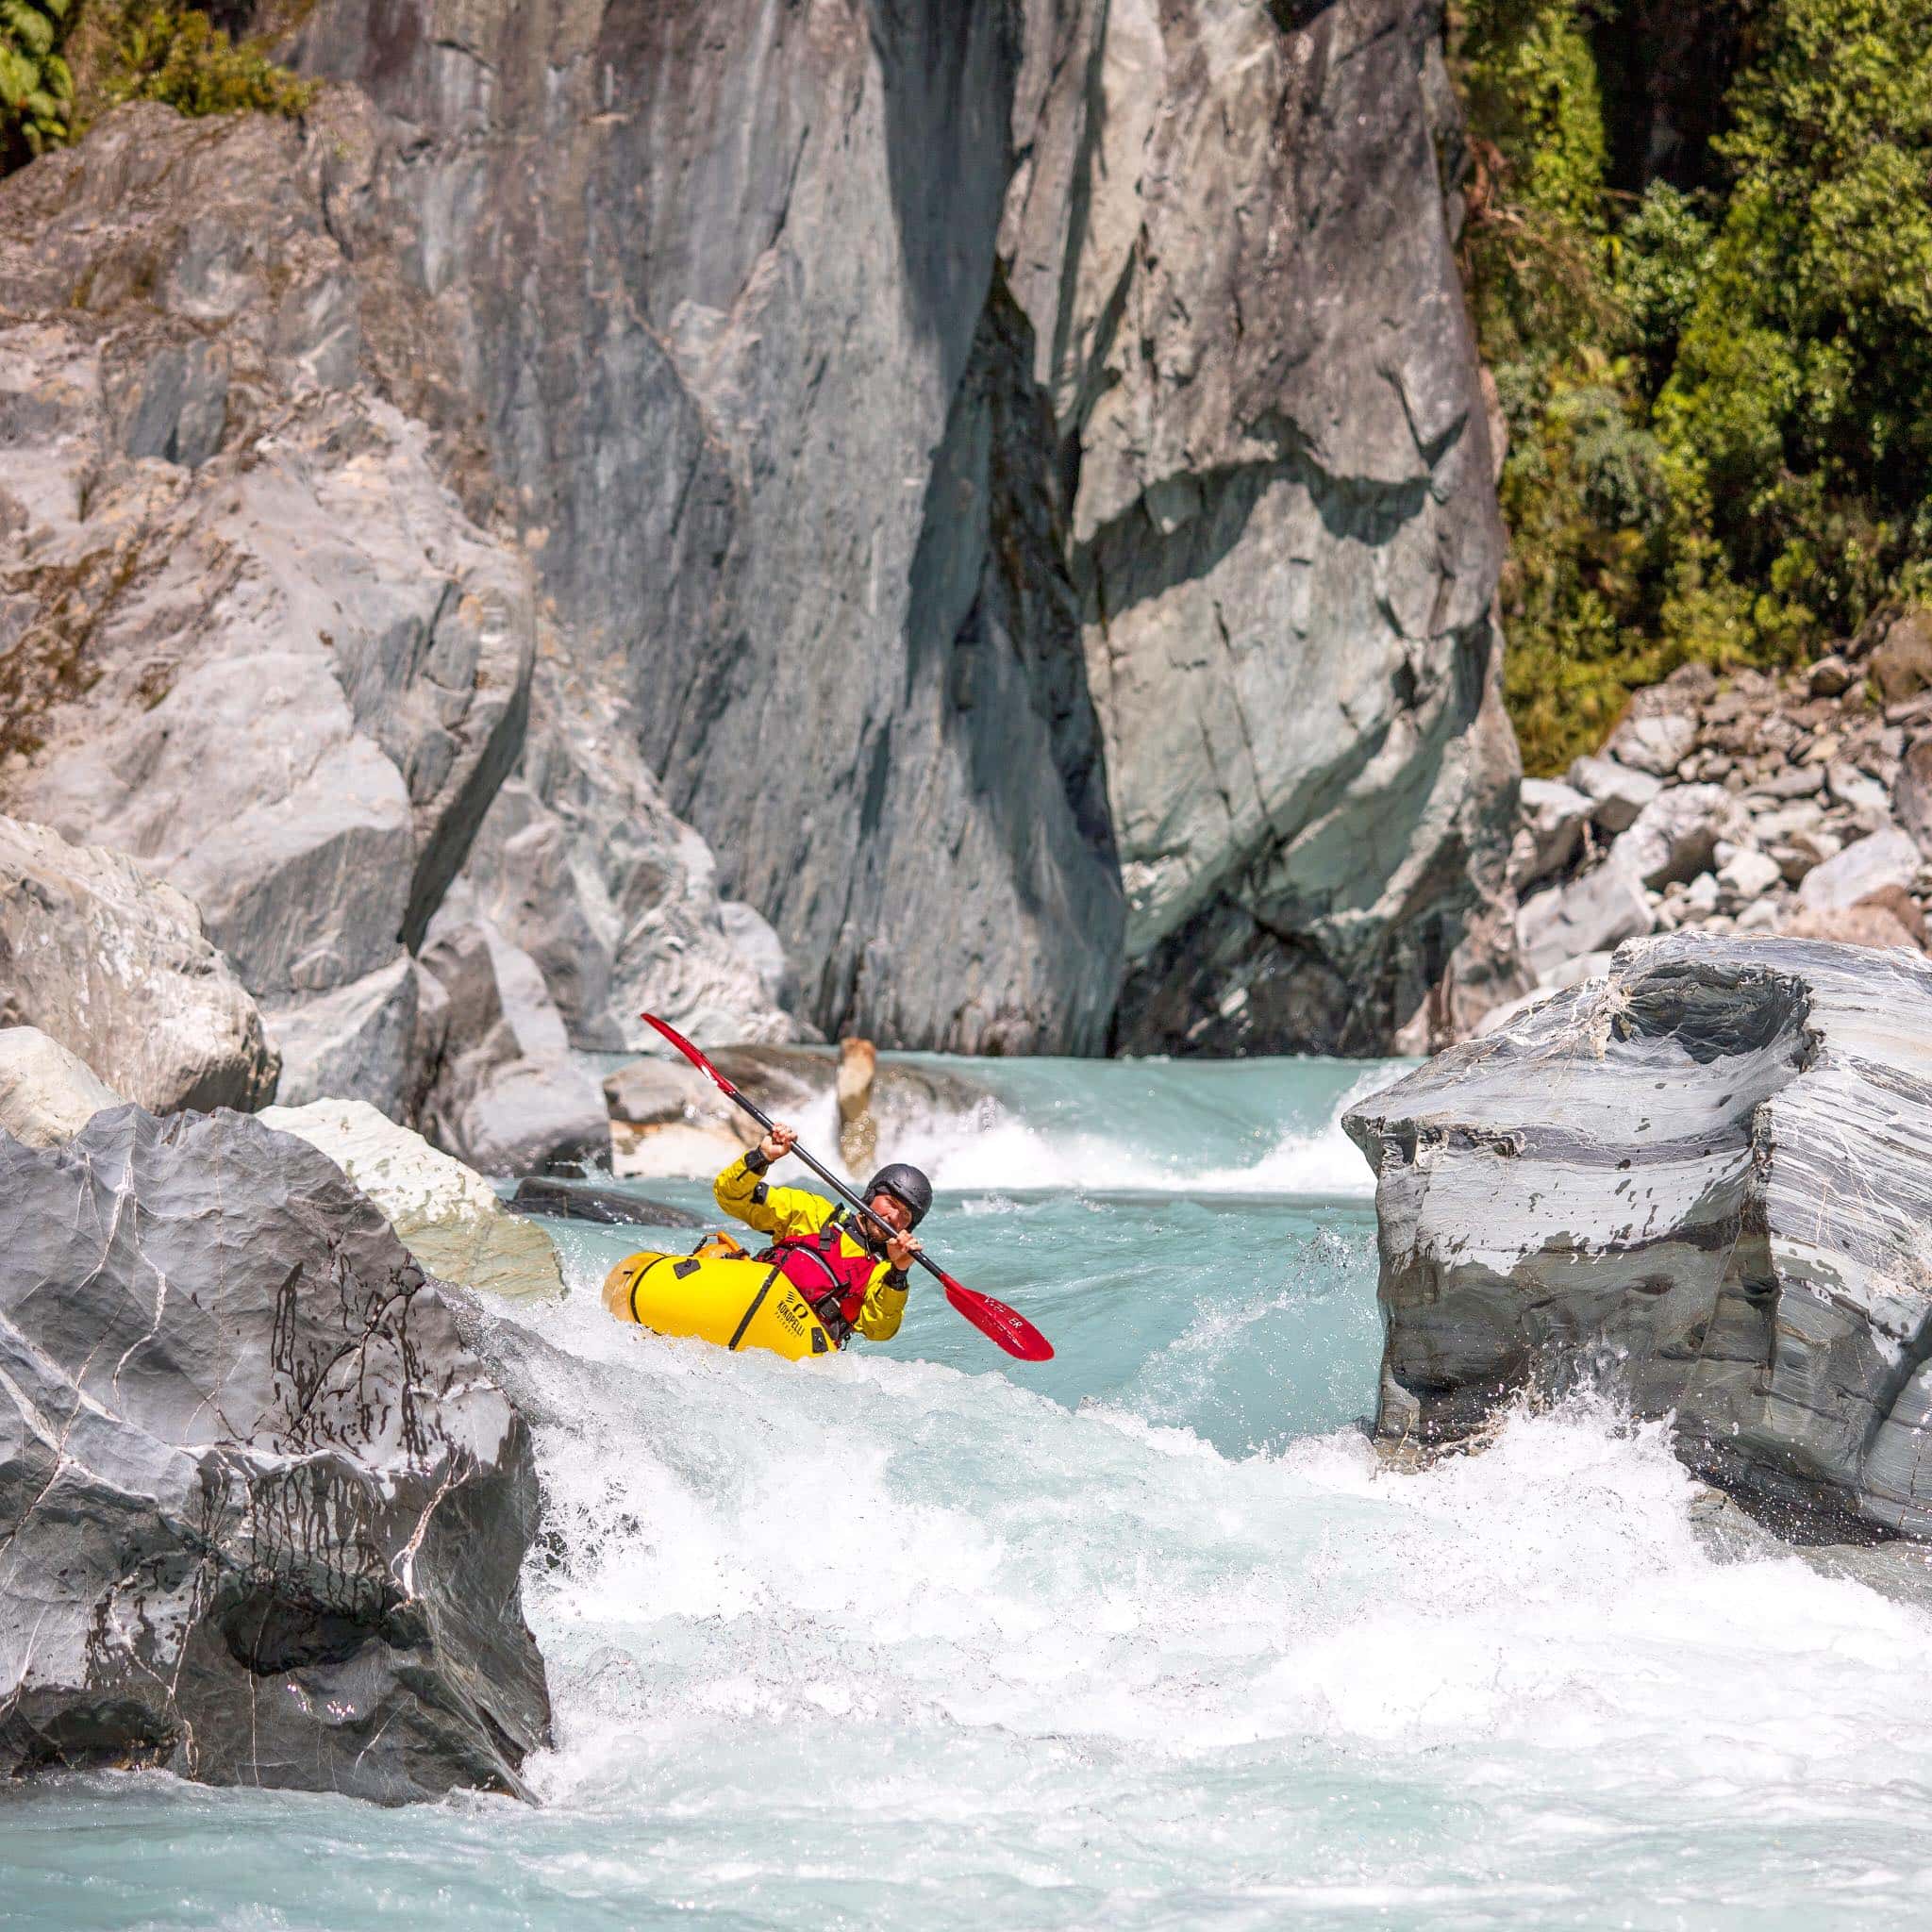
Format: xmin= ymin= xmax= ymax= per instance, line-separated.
xmin=758 ymin=1122 xmax=798 ymax=1164
xmin=885 ymin=1231 xmax=922 ymax=1274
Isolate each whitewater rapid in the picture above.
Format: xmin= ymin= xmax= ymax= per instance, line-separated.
xmin=8 ymin=1056 xmax=1932 ymax=1930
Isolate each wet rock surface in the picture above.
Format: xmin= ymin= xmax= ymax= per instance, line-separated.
xmin=0 ymin=1106 xmax=550 ymax=1802
xmin=1347 ymin=932 xmax=1932 ymax=1541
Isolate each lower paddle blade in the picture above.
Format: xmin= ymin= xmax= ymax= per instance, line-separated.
xmin=941 ymin=1275 xmax=1054 ymax=1362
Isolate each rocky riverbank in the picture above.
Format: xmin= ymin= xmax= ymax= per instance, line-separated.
xmin=1459 ymin=617 xmax=1932 ymax=1044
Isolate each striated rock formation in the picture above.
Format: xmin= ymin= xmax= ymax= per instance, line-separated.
xmin=1347 ymin=932 xmax=1932 ymax=1540
xmin=0 ymin=1106 xmax=550 ymax=1801
xmin=0 ymin=814 xmax=277 ymax=1111
xmin=286 ymin=0 xmax=1511 ymax=1055
xmin=1005 ymin=0 xmax=1516 ymax=1053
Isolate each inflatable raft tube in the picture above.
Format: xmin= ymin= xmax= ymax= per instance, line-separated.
xmin=602 ymin=1249 xmax=839 ymax=1360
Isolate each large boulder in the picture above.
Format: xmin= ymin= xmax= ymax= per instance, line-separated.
xmin=1515 ymin=862 xmax=1653 ymax=981
xmin=259 ymin=1098 xmax=566 ymax=1302
xmin=0 ymin=104 xmax=535 ymax=1108
xmin=0 ymin=1106 xmax=550 ymax=1800
xmin=1345 ymin=932 xmax=1932 ymax=1540
xmin=418 ymin=903 xmax=609 ymax=1175
xmin=0 ymin=1026 xmax=125 ymax=1148
xmin=1796 ymin=826 xmax=1921 ymax=913
xmin=1567 ymin=755 xmax=1663 ymax=835
xmin=0 ymin=815 xmax=277 ymax=1111
xmin=1612 ymin=783 xmax=1740 ymax=890
xmin=1511 ymin=777 xmax=1593 ymax=889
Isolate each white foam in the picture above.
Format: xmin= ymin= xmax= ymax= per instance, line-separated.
xmin=882 ymin=1064 xmax=1398 ymax=1199
xmin=513 ymin=1263 xmax=1932 ymax=1843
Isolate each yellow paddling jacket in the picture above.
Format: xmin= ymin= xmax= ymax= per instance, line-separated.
xmin=713 ymin=1149 xmax=910 ymax=1342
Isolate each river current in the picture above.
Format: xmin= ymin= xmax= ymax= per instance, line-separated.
xmin=8 ymin=1056 xmax=1932 ymax=1929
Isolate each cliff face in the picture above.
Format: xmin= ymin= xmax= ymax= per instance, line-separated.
xmin=1007 ymin=0 xmax=1516 ymax=1052
xmin=288 ymin=0 xmax=1513 ymax=1054
xmin=0 ymin=0 xmax=1512 ymax=1061
xmin=0 ymin=98 xmax=791 ymax=1118
xmin=290 ymin=0 xmax=1125 ymax=1053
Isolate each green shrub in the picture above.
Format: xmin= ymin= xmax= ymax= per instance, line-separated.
xmin=1 ymin=0 xmax=75 ymax=169
xmin=1458 ymin=0 xmax=1932 ymax=773
xmin=2 ymin=0 xmax=309 ymax=177
xmin=89 ymin=1 xmax=311 ymax=121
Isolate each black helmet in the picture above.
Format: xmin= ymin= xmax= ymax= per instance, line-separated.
xmin=864 ymin=1162 xmax=933 ymax=1228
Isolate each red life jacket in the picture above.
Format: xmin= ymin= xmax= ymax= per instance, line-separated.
xmin=757 ymin=1219 xmax=878 ymax=1343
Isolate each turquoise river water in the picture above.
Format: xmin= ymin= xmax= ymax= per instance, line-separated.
xmin=7 ymin=1055 xmax=1932 ymax=1930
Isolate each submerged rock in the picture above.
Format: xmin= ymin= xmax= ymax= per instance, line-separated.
xmin=507 ymin=1177 xmax=705 ymax=1230
xmin=0 ymin=815 xmax=277 ymax=1112
xmin=1345 ymin=932 xmax=1932 ymax=1540
xmin=0 ymin=1107 xmax=550 ymax=1801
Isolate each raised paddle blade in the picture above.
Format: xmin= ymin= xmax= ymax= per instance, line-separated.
xmin=640 ymin=1012 xmax=741 ymax=1099
xmin=940 ymin=1274 xmax=1055 ymax=1362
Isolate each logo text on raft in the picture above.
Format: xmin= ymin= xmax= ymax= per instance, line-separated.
xmin=777 ymin=1294 xmax=808 ymax=1337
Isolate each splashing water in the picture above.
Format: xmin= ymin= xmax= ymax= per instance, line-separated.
xmin=8 ymin=1056 xmax=1932 ymax=1931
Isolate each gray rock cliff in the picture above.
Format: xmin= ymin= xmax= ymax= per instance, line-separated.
xmin=1347 ymin=932 xmax=1932 ymax=1541
xmin=5 ymin=0 xmax=1518 ymax=1060
xmin=0 ymin=105 xmax=533 ymax=1107
xmin=286 ymin=0 xmax=1510 ymax=1053
xmin=0 ymin=1105 xmax=550 ymax=1801
xmin=1005 ymin=0 xmax=1516 ymax=1052
xmin=1 ymin=98 xmax=793 ymax=1108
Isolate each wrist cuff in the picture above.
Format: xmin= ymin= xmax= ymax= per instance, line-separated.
xmin=743 ymin=1146 xmax=771 ymax=1175
xmin=883 ymin=1268 xmax=909 ymax=1291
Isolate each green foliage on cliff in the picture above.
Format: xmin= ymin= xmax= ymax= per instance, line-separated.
xmin=1 ymin=0 xmax=76 ymax=170
xmin=1458 ymin=0 xmax=1932 ymax=774
xmin=84 ymin=1 xmax=310 ymax=123
xmin=1 ymin=0 xmax=308 ymax=175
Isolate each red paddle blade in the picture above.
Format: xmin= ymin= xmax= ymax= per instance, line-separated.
xmin=940 ymin=1273 xmax=1054 ymax=1362
xmin=641 ymin=1012 xmax=740 ymax=1100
